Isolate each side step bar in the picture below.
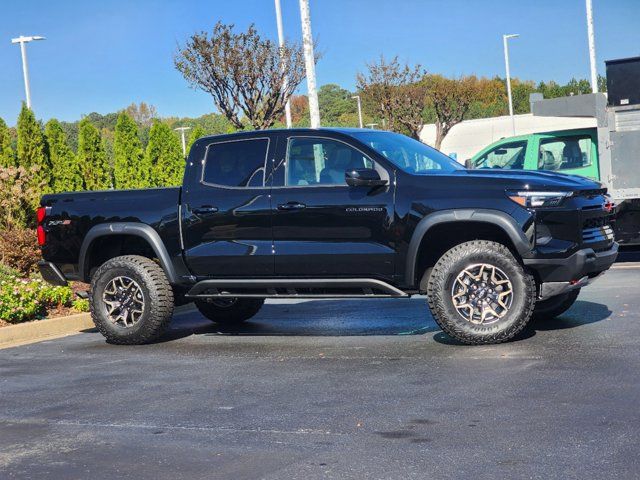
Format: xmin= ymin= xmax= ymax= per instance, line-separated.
xmin=185 ymin=278 xmax=409 ymax=299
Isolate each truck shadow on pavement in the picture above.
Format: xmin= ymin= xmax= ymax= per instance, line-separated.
xmin=433 ymin=300 xmax=612 ymax=345
xmin=158 ymin=298 xmax=612 ymax=344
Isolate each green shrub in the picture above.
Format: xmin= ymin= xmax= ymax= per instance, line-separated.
xmin=0 ymin=275 xmax=76 ymax=324
xmin=72 ymin=298 xmax=89 ymax=312
xmin=0 ymin=263 xmax=19 ymax=282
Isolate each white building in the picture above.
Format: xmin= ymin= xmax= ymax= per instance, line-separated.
xmin=420 ymin=113 xmax=596 ymax=163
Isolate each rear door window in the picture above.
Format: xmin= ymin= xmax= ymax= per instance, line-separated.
xmin=202 ymin=138 xmax=269 ymax=187
xmin=473 ymin=141 xmax=527 ymax=170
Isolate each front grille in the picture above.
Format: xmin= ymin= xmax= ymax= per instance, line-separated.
xmin=575 ymin=188 xmax=607 ymax=198
xmin=583 ymin=216 xmax=610 ymax=229
xmin=582 ymin=225 xmax=614 ymax=244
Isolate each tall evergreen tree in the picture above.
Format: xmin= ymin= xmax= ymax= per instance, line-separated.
xmin=113 ymin=112 xmax=149 ymax=189
xmin=186 ymin=124 xmax=206 ymax=152
xmin=146 ymin=121 xmax=184 ymax=187
xmin=0 ymin=117 xmax=15 ymax=167
xmin=77 ymin=118 xmax=111 ymax=190
xmin=16 ymin=103 xmax=51 ymax=191
xmin=44 ymin=119 xmax=82 ymax=192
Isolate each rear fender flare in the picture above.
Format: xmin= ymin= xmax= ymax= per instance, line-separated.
xmin=79 ymin=223 xmax=178 ymax=284
xmin=404 ymin=209 xmax=533 ymax=287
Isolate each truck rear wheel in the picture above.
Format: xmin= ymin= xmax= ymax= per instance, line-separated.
xmin=194 ymin=298 xmax=264 ymax=325
xmin=89 ymin=255 xmax=174 ymax=345
xmin=426 ymin=240 xmax=536 ymax=345
xmin=533 ymin=289 xmax=580 ymax=321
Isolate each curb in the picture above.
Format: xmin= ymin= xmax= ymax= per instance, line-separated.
xmin=0 ymin=313 xmax=95 ymax=349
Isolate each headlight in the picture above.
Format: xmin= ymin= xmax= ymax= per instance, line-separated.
xmin=507 ymin=190 xmax=572 ymax=208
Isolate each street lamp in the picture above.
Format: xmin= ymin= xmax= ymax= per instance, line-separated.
xmin=585 ymin=0 xmax=598 ymax=93
xmin=351 ymin=95 xmax=363 ymax=128
xmin=299 ymin=0 xmax=320 ymax=128
xmin=274 ymin=0 xmax=292 ymax=128
xmin=503 ymin=33 xmax=519 ymax=136
xmin=175 ymin=126 xmax=191 ymax=157
xmin=11 ymin=35 xmax=46 ymax=110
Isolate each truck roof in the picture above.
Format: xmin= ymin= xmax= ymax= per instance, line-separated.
xmin=196 ymin=127 xmax=383 ymax=142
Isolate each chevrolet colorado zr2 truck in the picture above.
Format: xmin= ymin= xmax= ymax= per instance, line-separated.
xmin=37 ymin=128 xmax=618 ymax=345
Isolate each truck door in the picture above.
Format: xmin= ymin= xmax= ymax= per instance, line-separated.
xmin=270 ymin=134 xmax=396 ymax=279
xmin=181 ymin=135 xmax=275 ymax=278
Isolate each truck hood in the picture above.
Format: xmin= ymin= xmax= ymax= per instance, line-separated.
xmin=457 ymin=169 xmax=603 ymax=192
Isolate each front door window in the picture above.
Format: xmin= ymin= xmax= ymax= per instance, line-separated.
xmin=286 ymin=137 xmax=374 ymax=186
xmin=473 ymin=141 xmax=527 ymax=170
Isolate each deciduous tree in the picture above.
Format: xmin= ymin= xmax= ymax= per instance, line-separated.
xmin=77 ymin=118 xmax=111 ymax=190
xmin=113 ymin=112 xmax=148 ymax=189
xmin=357 ymin=56 xmax=425 ymax=137
xmin=44 ymin=119 xmax=82 ymax=192
xmin=146 ymin=121 xmax=184 ymax=187
xmin=423 ymin=74 xmax=479 ymax=149
xmin=124 ymin=102 xmax=158 ymax=127
xmin=175 ymin=22 xmax=308 ymax=130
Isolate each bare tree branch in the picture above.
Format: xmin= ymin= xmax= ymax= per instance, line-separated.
xmin=175 ymin=23 xmax=308 ymax=130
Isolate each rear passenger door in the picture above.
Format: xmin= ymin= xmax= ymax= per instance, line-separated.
xmin=181 ymin=136 xmax=275 ymax=278
xmin=270 ymin=134 xmax=396 ymax=279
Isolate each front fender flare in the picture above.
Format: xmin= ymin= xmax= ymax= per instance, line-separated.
xmin=404 ymin=209 xmax=533 ymax=287
xmin=78 ymin=222 xmax=178 ymax=284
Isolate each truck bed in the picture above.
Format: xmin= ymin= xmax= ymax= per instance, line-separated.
xmin=40 ymin=187 xmax=182 ymax=278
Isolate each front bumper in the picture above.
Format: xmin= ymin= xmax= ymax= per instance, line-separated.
xmin=523 ymin=243 xmax=618 ymax=299
xmin=38 ymin=261 xmax=68 ymax=287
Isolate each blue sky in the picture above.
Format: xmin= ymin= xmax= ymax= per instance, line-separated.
xmin=1 ymin=0 xmax=638 ymax=124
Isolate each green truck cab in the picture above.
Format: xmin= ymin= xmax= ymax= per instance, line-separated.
xmin=467 ymin=121 xmax=639 ymax=245
xmin=468 ymin=128 xmax=600 ymax=180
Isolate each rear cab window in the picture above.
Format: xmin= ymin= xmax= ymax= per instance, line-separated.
xmin=202 ymin=138 xmax=269 ymax=187
xmin=537 ymin=135 xmax=593 ymax=172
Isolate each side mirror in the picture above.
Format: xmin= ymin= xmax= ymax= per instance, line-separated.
xmin=345 ymin=168 xmax=388 ymax=187
xmin=465 ymin=158 xmax=473 ymax=169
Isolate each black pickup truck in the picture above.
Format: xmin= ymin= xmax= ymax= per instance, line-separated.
xmin=38 ymin=128 xmax=618 ymax=345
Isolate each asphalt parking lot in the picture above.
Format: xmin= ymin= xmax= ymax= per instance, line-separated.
xmin=1 ymin=255 xmax=640 ymax=479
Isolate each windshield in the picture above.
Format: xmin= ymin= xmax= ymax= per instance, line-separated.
xmin=349 ymin=131 xmax=464 ymax=174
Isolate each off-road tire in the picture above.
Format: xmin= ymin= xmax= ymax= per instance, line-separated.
xmin=89 ymin=255 xmax=174 ymax=345
xmin=426 ymin=240 xmax=536 ymax=345
xmin=194 ymin=298 xmax=264 ymax=325
xmin=533 ymin=289 xmax=580 ymax=321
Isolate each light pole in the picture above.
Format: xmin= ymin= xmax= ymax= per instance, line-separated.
xmin=275 ymin=0 xmax=293 ymax=128
xmin=11 ymin=35 xmax=45 ymax=110
xmin=503 ymin=33 xmax=519 ymax=136
xmin=352 ymin=95 xmax=363 ymax=128
xmin=298 ymin=0 xmax=320 ymax=128
xmin=585 ymin=0 xmax=598 ymax=93
xmin=175 ymin=126 xmax=191 ymax=157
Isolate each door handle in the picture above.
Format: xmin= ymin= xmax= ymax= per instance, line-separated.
xmin=277 ymin=202 xmax=306 ymax=211
xmin=193 ymin=205 xmax=219 ymax=215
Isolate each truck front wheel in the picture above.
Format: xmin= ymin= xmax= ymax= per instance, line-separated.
xmin=426 ymin=240 xmax=536 ymax=345
xmin=89 ymin=255 xmax=174 ymax=345
xmin=194 ymin=298 xmax=264 ymax=325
